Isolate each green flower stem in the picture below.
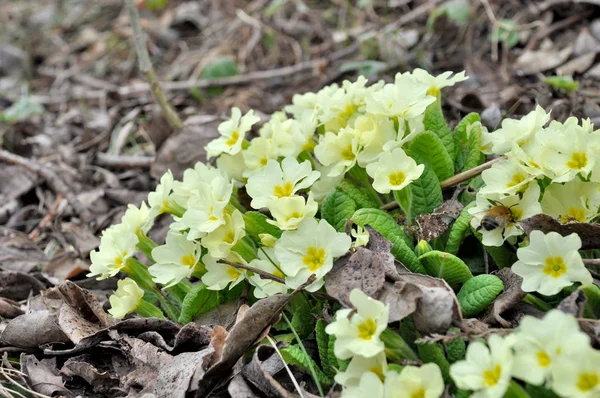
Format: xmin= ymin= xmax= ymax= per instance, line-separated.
xmin=137 ymin=233 xmax=157 ymax=263
xmin=380 ymin=328 xmax=418 ymax=361
xmin=522 ymin=294 xmax=552 ymax=312
xmin=229 ymin=192 xmax=246 ymax=213
xmin=156 ymin=292 xmax=180 ymax=322
xmin=136 ymin=300 xmax=165 ymax=319
xmin=504 ymin=380 xmax=530 ymax=398
xmin=166 ymin=201 xmax=186 ymax=218
xmin=167 ymin=282 xmax=191 ymax=303
xmin=124 ymin=258 xmax=156 ymax=292
xmin=348 ymin=166 xmax=383 ymax=206
xmin=233 ymin=236 xmax=257 ymax=262
xmin=297 ymin=150 xmax=315 ymax=169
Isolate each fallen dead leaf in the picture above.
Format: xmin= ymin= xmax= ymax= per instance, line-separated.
xmin=241 ymin=345 xmax=294 ymax=398
xmin=2 ymin=311 xmax=69 ymax=348
xmin=21 ymin=354 xmax=69 ymax=396
xmin=0 ymin=228 xmax=48 ymax=273
xmin=228 ymin=374 xmax=260 ymax=398
xmin=482 ymin=268 xmax=526 ymax=327
xmin=514 ymin=43 xmax=573 ymax=75
xmin=0 ymin=270 xmax=46 ymax=300
xmin=60 ymin=354 xmax=120 ymax=394
xmin=411 ymin=199 xmax=463 ymax=241
xmin=0 ymin=297 xmax=24 ymax=318
xmin=519 ymin=214 xmax=600 ymax=249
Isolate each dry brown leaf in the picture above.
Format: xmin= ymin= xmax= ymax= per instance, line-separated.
xmin=21 ymin=354 xmax=69 ymax=396
xmin=1 ymin=311 xmax=69 ymax=348
xmin=0 ymin=270 xmax=47 ymax=301
xmin=519 ymin=214 xmax=600 ymax=249
xmin=241 ymin=345 xmax=294 ymax=398
xmin=194 ymin=298 xmax=244 ymax=328
xmin=411 ymin=199 xmax=463 ymax=241
xmin=60 ymin=354 xmax=120 ymax=394
xmin=61 ymin=222 xmax=100 ymax=257
xmin=556 ymin=52 xmax=597 ymax=75
xmin=0 ymin=228 xmax=47 ymax=273
xmin=228 ymin=374 xmax=260 ymax=398
xmin=514 ymin=44 xmax=573 ymax=75
xmin=0 ymin=297 xmax=24 ymax=318
xmin=0 ymin=166 xmax=38 ymax=203
xmin=378 ymin=282 xmax=421 ymax=323
xmin=482 ymin=268 xmax=526 ymax=327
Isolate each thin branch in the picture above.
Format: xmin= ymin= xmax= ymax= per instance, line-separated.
xmin=28 ymin=194 xmax=65 ymax=240
xmin=380 ymin=157 xmax=506 ymax=211
xmin=125 ymin=0 xmax=182 ymax=131
xmin=95 ymin=153 xmax=154 ymax=168
xmin=219 ymin=259 xmax=285 ymax=284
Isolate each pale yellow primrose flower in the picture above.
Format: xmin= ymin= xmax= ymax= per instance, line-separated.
xmin=201 ymin=209 xmax=245 ymax=259
xmin=450 ymin=334 xmax=513 ymax=398
xmin=148 ymin=170 xmax=177 ymax=214
xmin=274 ymin=217 xmax=351 ymax=292
xmin=121 ymin=201 xmax=155 ymax=236
xmin=488 ymin=105 xmax=550 ymax=155
xmin=342 ymin=371 xmax=384 ymax=398
xmin=245 ymin=157 xmax=320 ymax=209
xmin=205 ymin=107 xmax=260 ymax=159
xmin=512 ymin=230 xmax=592 ymax=296
xmin=365 ymin=73 xmax=435 ymax=119
xmin=479 ymin=159 xmax=535 ymax=196
xmin=384 ymin=363 xmax=445 ymax=398
xmin=266 ymin=193 xmax=318 ymax=231
xmin=541 ymin=180 xmax=600 ymax=223
xmin=411 ymin=68 xmax=468 ymax=97
xmin=201 ymin=252 xmax=247 ymax=291
xmin=468 ymin=184 xmax=542 ymax=247
xmin=149 ymin=230 xmax=201 ymax=287
xmin=325 ymin=289 xmax=389 ymax=359
xmin=108 ymin=278 xmax=144 ymax=319
xmin=266 ymin=113 xmax=317 ymax=158
xmin=309 ymin=165 xmax=345 ymax=202
xmin=216 ymin=152 xmax=246 ymax=183
xmin=551 ymin=347 xmax=600 ymax=398
xmin=336 ymin=352 xmax=387 ymax=388
xmin=248 ymin=248 xmax=288 ymax=299
xmin=314 ymin=128 xmax=360 ymax=177
xmin=242 ymin=136 xmax=279 ymax=178
xmin=259 ymin=233 xmax=277 ymax=248
xmin=351 ymin=225 xmax=370 ymax=248
xmin=366 ymin=148 xmax=425 ymax=194
xmin=511 ymin=310 xmax=591 ymax=386
xmin=89 ymin=224 xmax=138 ymax=279
xmin=353 ymin=113 xmax=397 ymax=167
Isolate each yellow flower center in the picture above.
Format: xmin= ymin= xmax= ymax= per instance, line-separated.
xmin=388 ymin=171 xmax=406 ymax=186
xmin=259 ymin=156 xmax=268 ymax=166
xmin=224 ymin=231 xmax=236 ymax=244
xmin=227 ymin=266 xmax=241 ymax=279
xmin=537 ymin=351 xmax=551 ymax=367
xmin=302 ymin=138 xmax=316 ymax=152
xmin=286 ymin=211 xmax=303 ymax=221
xmin=510 ymin=207 xmax=523 ymax=221
xmin=567 ymin=152 xmax=588 ymax=170
xmin=161 ymin=199 xmax=170 ymax=213
xmin=559 ymin=207 xmax=586 ymax=223
xmin=427 ymin=86 xmax=440 ymax=97
xmin=274 ymin=181 xmax=294 ymax=198
xmin=529 ymin=160 xmax=541 ymax=169
xmin=225 ymin=131 xmax=240 ymax=147
xmin=577 ymin=372 xmax=599 ymax=392
xmin=272 ymin=268 xmax=284 ymax=278
xmin=506 ymin=173 xmax=526 ymax=188
xmin=340 ymin=144 xmax=355 ymax=161
xmin=543 ymin=256 xmax=567 ymax=278
xmin=483 ymin=364 xmax=502 ymax=387
xmin=302 ymin=247 xmax=326 ymax=271
xmin=410 ymin=388 xmax=426 ymax=398
xmin=339 ymin=104 xmax=357 ymax=120
xmin=181 ymin=254 xmax=196 ymax=268
xmin=113 ymin=254 xmax=126 ymax=269
xmin=357 ymin=318 xmax=377 ymax=340
xmin=209 ymin=205 xmax=219 ymax=221
xmin=370 ymin=365 xmax=385 ymax=382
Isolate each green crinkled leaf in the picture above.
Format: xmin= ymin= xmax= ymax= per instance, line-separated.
xmin=280 ymin=345 xmax=333 ymax=388
xmin=408 ymin=131 xmax=454 ymax=181
xmin=244 ymin=211 xmax=282 ymax=239
xmin=387 ymin=363 xmax=404 ymax=373
xmin=338 ymin=179 xmax=379 ymax=209
xmin=456 ymin=389 xmax=472 ymax=398
xmin=582 ymin=285 xmax=600 ymax=319
xmin=418 ymin=250 xmax=473 ymax=289
xmin=321 ymin=189 xmax=356 ymax=232
xmin=423 ymin=102 xmax=456 ymax=160
xmin=408 ymin=164 xmax=443 ymax=217
xmin=461 ymin=122 xmax=484 ymax=172
xmin=525 ymin=384 xmax=560 ymax=398
xmin=327 ymin=334 xmax=346 ymax=372
xmin=445 ymin=328 xmax=466 ymax=363
xmin=351 ymin=209 xmax=426 ymax=274
xmin=445 ymin=202 xmax=475 ymax=255
xmin=457 ymin=274 xmax=504 ymax=317
xmin=417 ymin=342 xmax=451 ymax=383
xmin=290 ymin=296 xmax=314 ymax=339
xmin=315 ymin=320 xmax=335 ymax=378
xmin=178 ymin=284 xmax=219 ymax=324
xmin=454 ymin=113 xmax=481 ymax=145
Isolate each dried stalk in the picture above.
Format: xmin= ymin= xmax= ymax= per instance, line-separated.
xmin=125 ymin=0 xmax=182 ymax=131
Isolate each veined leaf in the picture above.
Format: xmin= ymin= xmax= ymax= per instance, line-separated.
xmin=408 ymin=164 xmax=443 ymax=217
xmin=457 ymin=274 xmax=504 ymax=317
xmin=178 ymin=284 xmax=218 ymax=324
xmin=243 ymin=211 xmax=282 ymax=239
xmin=290 ymin=295 xmax=313 ymax=339
xmin=315 ymin=320 xmax=335 ymax=378
xmin=321 ymin=189 xmax=356 ymax=232
xmin=461 ymin=122 xmax=484 ymax=172
xmin=445 ymin=328 xmax=466 ymax=363
xmin=418 ymin=250 xmax=473 ymax=289
xmin=581 ymin=285 xmax=600 ymax=319
xmin=351 ymin=209 xmax=426 ymax=274
xmin=408 ymin=131 xmax=454 ymax=181
xmin=280 ymin=345 xmax=333 ymax=387
xmin=454 ymin=112 xmax=481 ymax=145
xmin=446 ymin=202 xmax=475 ymax=255
xmin=338 ymin=179 xmax=379 ymax=209
xmin=423 ymin=102 xmax=456 ymax=160
xmin=417 ymin=342 xmax=451 ymax=383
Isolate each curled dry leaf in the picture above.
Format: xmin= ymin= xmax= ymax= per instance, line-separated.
xmin=228 ymin=374 xmax=260 ymax=398
xmin=411 ymin=199 xmax=463 ymax=241
xmin=0 ymin=270 xmax=46 ymax=301
xmin=137 ymin=322 xmax=212 ymax=353
xmin=481 ymin=268 xmax=527 ymax=327
xmin=21 ymin=354 xmax=69 ymax=396
xmin=519 ymin=214 xmax=600 ymax=250
xmin=2 ymin=310 xmax=69 ymax=348
xmin=241 ymin=345 xmax=294 ymax=398
xmin=514 ymin=44 xmax=573 ymax=75
xmin=558 ymin=289 xmax=587 ymax=317
xmin=0 ymin=297 xmax=24 ymax=318
xmin=194 ymin=298 xmax=244 ymax=329
xmin=60 ymin=354 xmax=120 ymax=394
xmin=195 ymin=293 xmax=292 ymax=397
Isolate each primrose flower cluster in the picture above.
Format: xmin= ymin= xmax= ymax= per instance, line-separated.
xmin=468 ymin=106 xmax=599 ymax=295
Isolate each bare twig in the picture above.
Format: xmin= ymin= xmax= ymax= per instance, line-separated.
xmin=380 ymin=157 xmax=506 ymax=211
xmin=28 ymin=194 xmax=65 ymax=240
xmin=95 ymin=153 xmax=154 ymax=169
xmin=219 ymin=259 xmax=285 ymax=284
xmin=125 ymin=0 xmax=182 ymax=131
